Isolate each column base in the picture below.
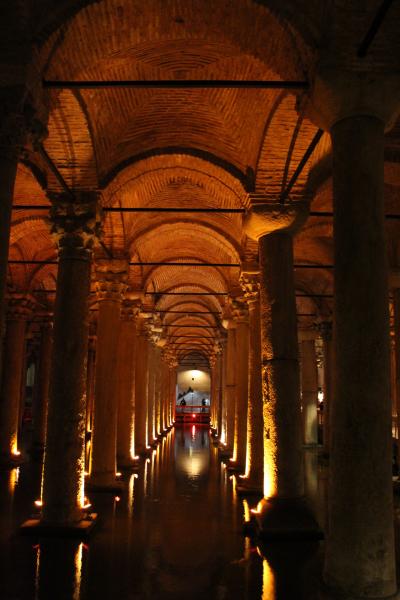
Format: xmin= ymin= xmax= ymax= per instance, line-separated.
xmin=86 ymin=474 xmax=124 ymax=493
xmin=236 ymin=478 xmax=263 ymax=497
xmin=0 ymin=453 xmax=25 ymax=468
xmin=20 ymin=513 xmax=98 ymax=537
xmin=253 ymin=497 xmax=324 ymax=541
xmin=117 ymin=458 xmax=140 ymax=472
xmin=218 ymin=446 xmax=233 ymax=459
xmin=226 ymin=460 xmax=244 ymax=473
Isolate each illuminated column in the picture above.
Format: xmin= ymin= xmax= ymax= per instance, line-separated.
xmin=325 ymin=114 xmax=396 ymax=596
xmin=238 ymin=269 xmax=263 ymax=493
xmin=0 ymin=296 xmax=32 ymax=462
xmin=209 ymin=353 xmax=217 ymax=430
xmin=134 ymin=317 xmax=149 ymax=453
xmin=318 ymin=321 xmax=333 ymax=455
xmin=299 ymin=333 xmax=318 ymax=446
xmin=42 ymin=193 xmax=100 ymax=526
xmin=154 ymin=343 xmax=163 ymax=437
xmin=116 ymin=301 xmax=139 ymax=469
xmin=231 ymin=300 xmax=249 ymax=470
xmin=160 ymin=354 xmax=169 ymax=432
xmin=88 ymin=261 xmax=127 ymax=490
xmin=217 ymin=338 xmax=226 ymax=440
xmin=393 ymin=290 xmax=400 ymax=448
xmin=85 ymin=330 xmax=96 ymax=441
xmin=245 ymin=201 xmax=319 ymax=537
xmin=147 ymin=337 xmax=156 ymax=446
xmin=221 ymin=321 xmax=236 ymax=453
xmin=31 ymin=321 xmax=53 ymax=453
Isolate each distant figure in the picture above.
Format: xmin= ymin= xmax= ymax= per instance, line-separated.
xmin=201 ymin=398 xmax=206 ymax=412
xmin=180 ymin=398 xmax=186 ymax=406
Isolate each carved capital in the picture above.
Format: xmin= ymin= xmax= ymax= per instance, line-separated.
xmin=239 ymin=270 xmax=260 ymax=305
xmin=120 ymin=299 xmax=141 ymax=321
xmin=6 ymin=293 xmax=37 ymax=320
xmin=244 ymin=201 xmax=308 ymax=241
xmin=49 ymin=192 xmax=102 ymax=259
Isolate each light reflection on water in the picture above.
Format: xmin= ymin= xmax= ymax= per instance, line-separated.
xmin=0 ymin=426 xmax=323 ymax=599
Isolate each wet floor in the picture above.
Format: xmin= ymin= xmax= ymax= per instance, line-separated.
xmin=0 ymin=426 xmax=327 ymax=600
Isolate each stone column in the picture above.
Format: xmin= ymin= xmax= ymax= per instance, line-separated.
xmin=318 ymin=321 xmax=333 ymax=455
xmin=217 ymin=339 xmax=226 ymax=440
xmin=326 ymin=115 xmax=395 ymax=597
xmin=230 ymin=300 xmax=249 ymax=471
xmin=88 ymin=261 xmax=127 ymax=490
xmin=85 ymin=332 xmax=96 ymax=439
xmin=117 ymin=301 xmax=139 ymax=469
xmin=299 ymin=333 xmax=319 ymax=446
xmin=0 ymin=296 xmax=33 ymax=462
xmin=238 ymin=270 xmax=263 ymax=494
xmin=41 ymin=193 xmax=100 ymax=526
xmin=393 ymin=290 xmax=400 ymax=449
xmin=135 ymin=317 xmax=149 ymax=453
xmin=146 ymin=338 xmax=156 ymax=447
xmin=244 ymin=202 xmax=319 ymax=537
xmin=307 ymin=73 xmax=400 ymax=595
xmin=221 ymin=321 xmax=236 ymax=453
xmin=31 ymin=321 xmax=53 ymax=453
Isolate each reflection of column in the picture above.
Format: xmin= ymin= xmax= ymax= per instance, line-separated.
xmin=300 ymin=333 xmax=318 ymax=446
xmin=245 ymin=201 xmax=319 ymax=537
xmin=31 ymin=321 xmax=53 ymax=452
xmin=42 ymin=192 xmax=100 ymax=526
xmin=238 ymin=270 xmax=263 ymax=493
xmin=135 ymin=318 xmax=149 ymax=454
xmin=231 ymin=300 xmax=249 ymax=470
xmin=222 ymin=322 xmax=236 ymax=453
xmin=117 ymin=301 xmax=139 ymax=469
xmin=89 ymin=261 xmax=127 ymax=489
xmin=0 ymin=296 xmax=32 ymax=461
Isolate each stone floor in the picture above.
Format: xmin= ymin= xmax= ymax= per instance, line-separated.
xmin=1 ymin=426 xmax=398 ymax=600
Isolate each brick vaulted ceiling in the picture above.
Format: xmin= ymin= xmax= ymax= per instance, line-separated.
xmin=7 ymin=0 xmax=400 ymax=364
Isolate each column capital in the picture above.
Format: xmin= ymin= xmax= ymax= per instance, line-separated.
xmin=120 ymin=298 xmax=141 ymax=321
xmin=239 ymin=269 xmax=260 ymax=305
xmin=303 ymin=67 xmax=400 ymax=132
xmin=49 ymin=192 xmax=102 ymax=259
xmin=95 ymin=258 xmax=129 ymax=302
xmin=231 ymin=297 xmax=249 ymax=323
xmin=244 ymin=201 xmax=308 ymax=241
xmin=6 ymin=293 xmax=37 ymax=320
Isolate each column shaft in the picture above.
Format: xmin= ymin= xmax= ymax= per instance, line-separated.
xmin=116 ymin=316 xmax=137 ymax=467
xmin=259 ymin=232 xmax=303 ymax=499
xmin=300 ymin=338 xmax=318 ymax=445
xmin=232 ymin=319 xmax=249 ymax=469
xmin=0 ymin=318 xmax=27 ymax=458
xmin=90 ymin=297 xmax=121 ymax=487
xmin=223 ymin=326 xmax=236 ymax=452
xmin=324 ymin=115 xmax=396 ymax=597
xmin=32 ymin=324 xmax=52 ymax=450
xmin=42 ymin=248 xmax=91 ymax=524
xmin=242 ymin=297 xmax=263 ymax=491
xmin=135 ymin=323 xmax=149 ymax=453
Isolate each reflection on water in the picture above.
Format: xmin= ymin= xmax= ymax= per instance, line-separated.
xmin=0 ymin=425 xmax=323 ymax=599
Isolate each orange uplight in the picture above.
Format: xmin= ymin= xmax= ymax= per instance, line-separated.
xmin=116 ymin=472 xmax=122 ymax=478
xmin=12 ymin=450 xmax=21 ymax=456
xmin=115 ymin=496 xmax=120 ymax=502
xmin=134 ymin=456 xmax=140 ymax=460
xmin=34 ymin=499 xmax=43 ymax=507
